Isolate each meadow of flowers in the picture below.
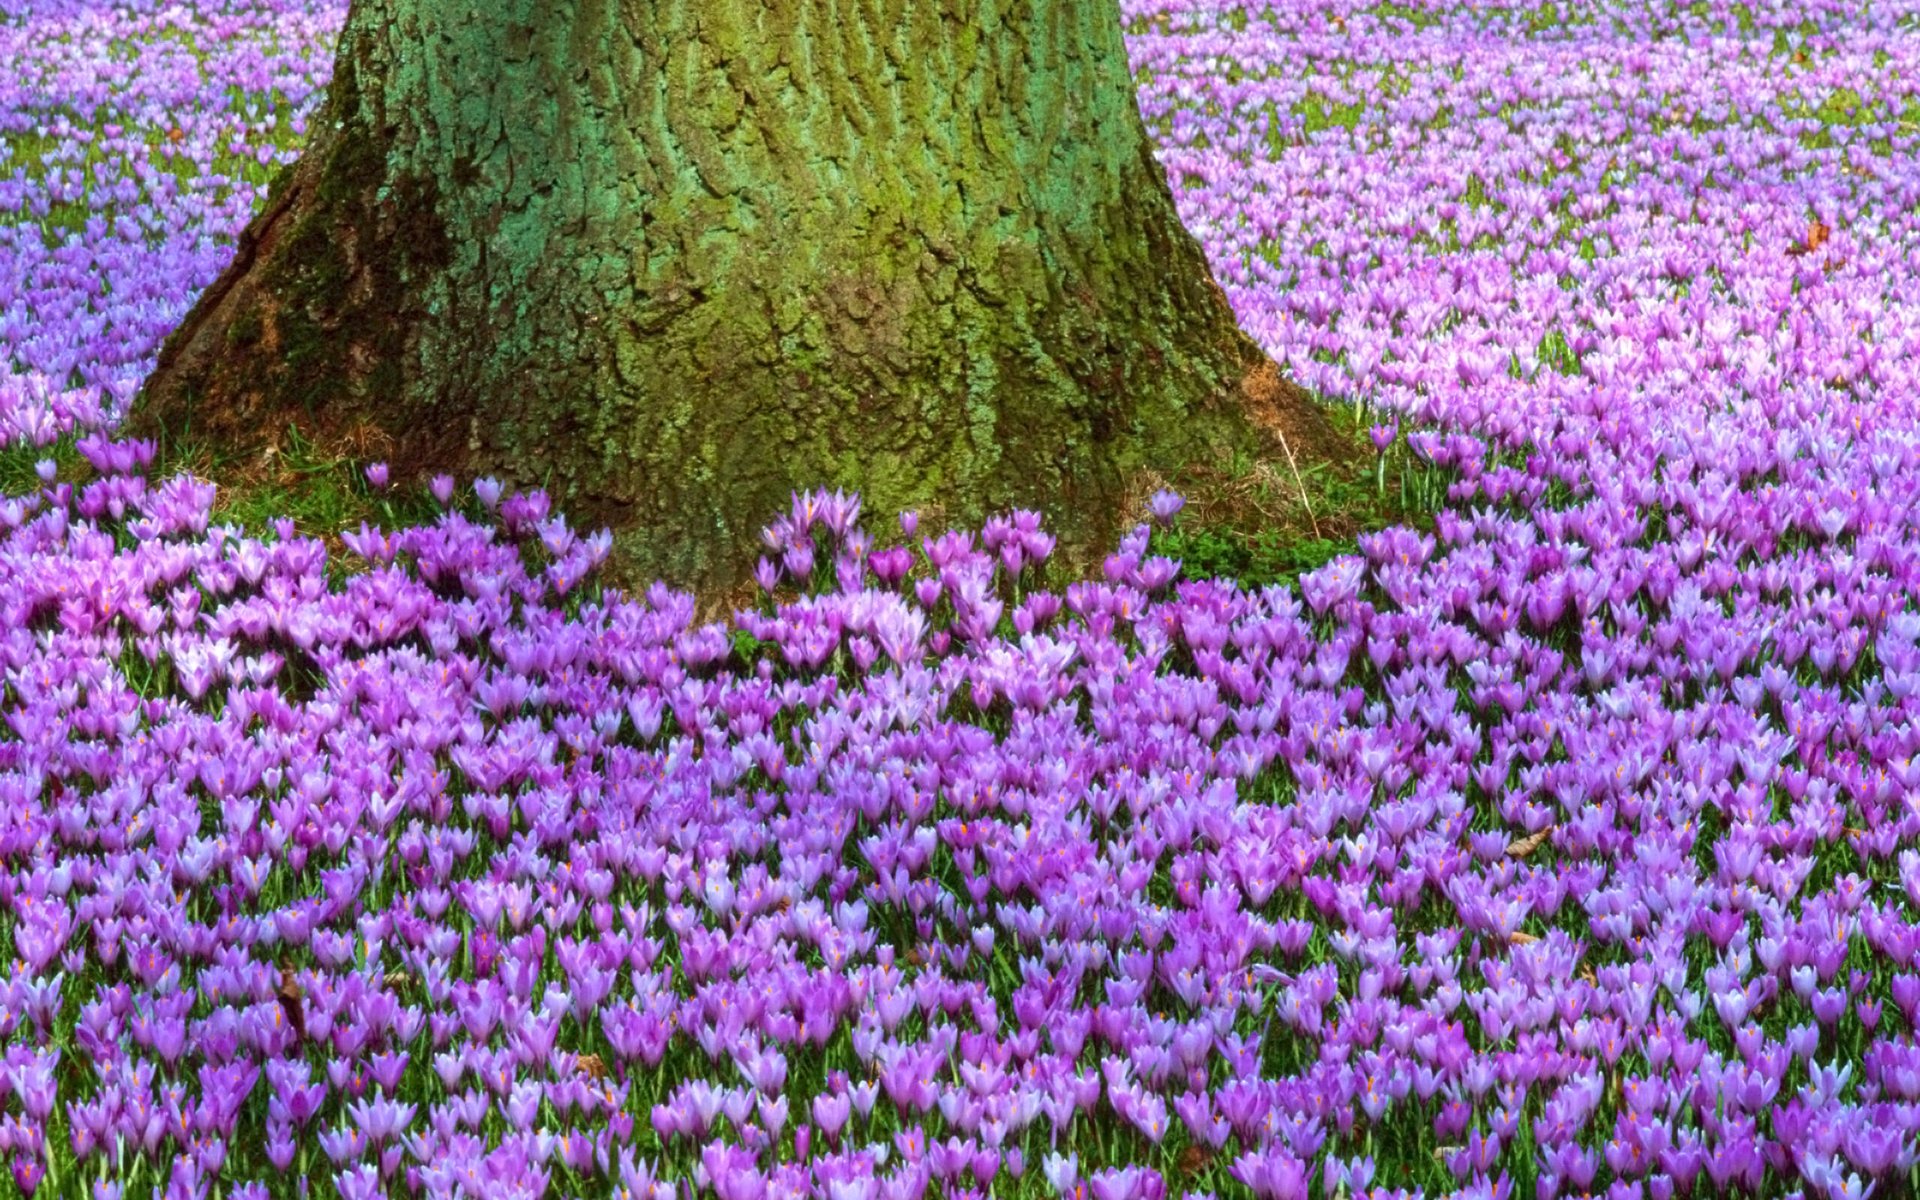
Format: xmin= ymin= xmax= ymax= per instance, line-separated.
xmin=4 ymin=0 xmax=1920 ymax=1198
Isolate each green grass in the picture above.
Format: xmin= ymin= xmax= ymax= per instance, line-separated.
xmin=1147 ymin=399 xmax=1446 ymax=592
xmin=152 ymin=421 xmax=445 ymax=580
xmin=0 ymin=435 xmax=87 ymax=495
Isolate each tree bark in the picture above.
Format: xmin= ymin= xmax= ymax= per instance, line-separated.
xmin=130 ymin=0 xmax=1337 ymax=589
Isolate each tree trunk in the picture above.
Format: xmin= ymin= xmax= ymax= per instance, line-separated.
xmin=130 ymin=0 xmax=1335 ymax=589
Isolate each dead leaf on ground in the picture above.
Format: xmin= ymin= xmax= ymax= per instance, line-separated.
xmin=1177 ymin=1145 xmax=1212 ymax=1176
xmin=277 ymin=963 xmax=306 ymax=1042
xmin=1788 ymin=220 xmax=1832 ymax=257
xmin=1506 ymin=826 xmax=1554 ymax=859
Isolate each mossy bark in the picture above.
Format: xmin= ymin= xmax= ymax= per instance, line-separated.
xmin=132 ymin=0 xmax=1336 ymax=589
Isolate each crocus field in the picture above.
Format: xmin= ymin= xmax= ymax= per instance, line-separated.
xmin=5 ymin=0 xmax=1920 ymax=1197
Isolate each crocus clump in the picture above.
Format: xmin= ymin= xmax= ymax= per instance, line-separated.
xmin=0 ymin=0 xmax=330 ymax=446
xmin=5 ymin=1 xmax=1920 ymax=1200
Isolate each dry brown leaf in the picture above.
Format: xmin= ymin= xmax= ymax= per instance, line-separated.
xmin=1506 ymin=827 xmax=1554 ymax=859
xmin=576 ymin=1053 xmax=609 ymax=1080
xmin=1789 ymin=220 xmax=1832 ymax=257
xmin=277 ymin=963 xmax=306 ymax=1042
xmin=1177 ymin=1145 xmax=1212 ymax=1176
xmin=1509 ymin=931 xmax=1539 ymax=946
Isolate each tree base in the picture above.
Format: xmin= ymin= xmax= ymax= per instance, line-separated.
xmin=127 ymin=0 xmax=1348 ymax=592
